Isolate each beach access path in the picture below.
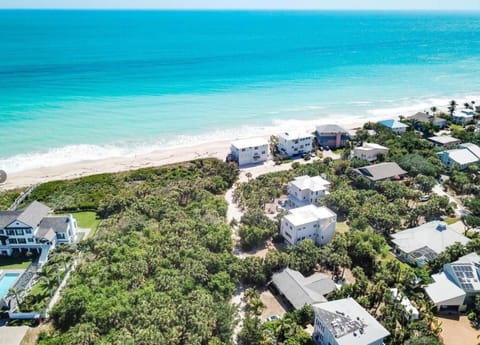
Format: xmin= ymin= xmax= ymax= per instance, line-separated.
xmin=227 ymin=157 xmax=319 ymax=343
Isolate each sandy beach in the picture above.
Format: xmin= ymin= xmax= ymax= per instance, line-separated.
xmin=0 ymin=118 xmax=375 ymax=190
xmin=0 ymin=107 xmax=455 ymax=191
xmin=0 ymin=140 xmax=232 ymax=190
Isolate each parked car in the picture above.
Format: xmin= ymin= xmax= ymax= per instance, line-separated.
xmin=266 ymin=315 xmax=280 ymax=322
xmin=418 ymin=194 xmax=430 ymax=202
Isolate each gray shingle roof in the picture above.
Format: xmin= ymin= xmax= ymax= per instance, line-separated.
xmin=17 ymin=201 xmax=51 ymax=228
xmin=355 ymin=162 xmax=407 ymax=182
xmin=272 ymin=268 xmax=336 ymax=309
xmin=0 ymin=211 xmax=21 ymax=229
xmin=38 ymin=216 xmax=69 ymax=234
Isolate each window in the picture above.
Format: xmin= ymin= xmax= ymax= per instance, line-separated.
xmin=17 ymin=238 xmax=26 ymax=244
xmin=57 ymin=233 xmax=66 ymax=240
xmin=9 ymin=238 xmax=17 ymax=244
xmin=15 ymin=229 xmax=24 ymax=236
xmin=27 ymin=238 xmax=34 ymax=243
xmin=261 ymin=151 xmax=266 ymax=154
xmin=0 ymin=230 xmax=3 ymax=235
xmin=25 ymin=229 xmax=32 ymax=234
xmin=241 ymin=148 xmax=246 ymax=152
xmin=6 ymin=230 xmax=14 ymax=236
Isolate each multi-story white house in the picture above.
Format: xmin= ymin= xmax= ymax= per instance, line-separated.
xmin=276 ymin=131 xmax=313 ymax=158
xmin=452 ymin=110 xmax=475 ymax=126
xmin=230 ymin=138 xmax=269 ymax=167
xmin=353 ymin=142 xmax=389 ymax=162
xmin=0 ymin=201 xmax=78 ymax=265
xmin=287 ymin=175 xmax=330 ymax=208
xmin=280 ymin=205 xmax=336 ymax=246
xmin=312 ymin=298 xmax=390 ymax=345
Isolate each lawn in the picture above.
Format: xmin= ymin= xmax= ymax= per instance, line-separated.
xmin=59 ymin=211 xmax=100 ymax=230
xmin=444 ymin=217 xmax=460 ymax=225
xmin=0 ymin=256 xmax=32 ymax=269
xmin=336 ymin=221 xmax=350 ymax=234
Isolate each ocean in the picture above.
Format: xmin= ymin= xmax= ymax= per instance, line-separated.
xmin=1 ymin=10 xmax=480 ymax=173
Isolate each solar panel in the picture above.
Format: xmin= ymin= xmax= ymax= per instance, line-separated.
xmin=461 ymin=283 xmax=474 ymax=290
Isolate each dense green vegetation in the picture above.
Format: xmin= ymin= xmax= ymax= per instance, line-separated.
xmin=0 ymin=187 xmax=23 ymax=209
xmin=21 ymin=247 xmax=76 ymax=312
xmin=18 ymin=159 xmax=245 ymax=345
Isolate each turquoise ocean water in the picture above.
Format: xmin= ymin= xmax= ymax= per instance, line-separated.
xmin=1 ymin=10 xmax=480 ymax=172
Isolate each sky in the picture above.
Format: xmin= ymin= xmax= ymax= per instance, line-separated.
xmin=1 ymin=0 xmax=480 ymax=10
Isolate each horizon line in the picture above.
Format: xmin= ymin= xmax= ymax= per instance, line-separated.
xmin=1 ymin=8 xmax=479 ymax=11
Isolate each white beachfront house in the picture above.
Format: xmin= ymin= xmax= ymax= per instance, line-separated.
xmin=276 ymin=131 xmax=313 ymax=158
xmin=437 ymin=143 xmax=480 ymax=170
xmin=353 ymin=142 xmax=389 ymax=162
xmin=427 ymin=135 xmax=461 ymax=149
xmin=312 ymin=298 xmax=390 ymax=345
xmin=287 ymin=175 xmax=330 ymax=208
xmin=452 ymin=110 xmax=475 ymax=126
xmin=0 ymin=201 xmax=78 ymax=265
xmin=230 ymin=138 xmax=269 ymax=167
xmin=280 ymin=205 xmax=336 ymax=246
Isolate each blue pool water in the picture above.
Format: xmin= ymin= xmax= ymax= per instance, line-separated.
xmin=0 ymin=273 xmax=20 ymax=299
xmin=0 ymin=11 xmax=480 ymax=172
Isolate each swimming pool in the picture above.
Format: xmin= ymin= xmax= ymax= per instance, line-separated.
xmin=0 ymin=273 xmax=20 ymax=299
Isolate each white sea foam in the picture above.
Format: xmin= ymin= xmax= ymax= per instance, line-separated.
xmin=1 ymin=93 xmax=480 ymax=174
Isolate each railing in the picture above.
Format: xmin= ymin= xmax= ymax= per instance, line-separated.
xmin=8 ymin=184 xmax=38 ymax=211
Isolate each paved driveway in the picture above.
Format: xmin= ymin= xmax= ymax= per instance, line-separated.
xmin=0 ymin=326 xmax=28 ymax=345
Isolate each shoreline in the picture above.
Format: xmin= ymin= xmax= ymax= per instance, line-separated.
xmin=0 ymin=97 xmax=472 ymax=190
xmin=0 ymin=118 xmax=370 ymax=190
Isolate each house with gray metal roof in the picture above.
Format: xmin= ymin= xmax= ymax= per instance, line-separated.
xmin=271 ymin=268 xmax=336 ymax=309
xmin=315 ymin=124 xmax=349 ymax=149
xmin=425 ymin=252 xmax=480 ymax=312
xmin=312 ymin=297 xmax=390 ymax=345
xmin=353 ymin=162 xmax=407 ymax=186
xmin=438 ymin=142 xmax=480 ymax=170
xmin=427 ymin=135 xmax=461 ymax=149
xmin=391 ymin=221 xmax=470 ymax=266
xmin=0 ymin=201 xmax=78 ymax=266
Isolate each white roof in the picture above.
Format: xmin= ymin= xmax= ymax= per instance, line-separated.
xmin=284 ymin=204 xmax=336 ymax=227
xmin=356 ymin=142 xmax=388 ymax=151
xmin=425 ymin=272 xmax=466 ymax=306
xmin=231 ymin=137 xmax=268 ymax=149
xmin=453 ymin=110 xmax=474 ymax=118
xmin=289 ymin=175 xmax=330 ymax=192
xmin=461 ymin=143 xmax=480 ymax=159
xmin=313 ymin=298 xmax=390 ymax=345
xmin=428 ymin=136 xmax=460 ymax=145
xmin=390 ymin=288 xmax=419 ymax=317
xmin=391 ymin=221 xmax=470 ymax=257
xmin=453 ymin=110 xmax=473 ymax=119
xmin=445 ymin=252 xmax=480 ymax=292
xmin=441 ymin=148 xmax=479 ymax=165
xmin=277 ymin=131 xmax=312 ymax=141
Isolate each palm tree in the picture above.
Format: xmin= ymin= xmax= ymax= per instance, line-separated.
xmin=430 ymin=106 xmax=438 ymax=115
xmin=464 ymin=102 xmax=471 ymax=109
xmin=449 ymin=100 xmax=457 ymax=115
xmin=7 ymin=287 xmax=24 ymax=311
